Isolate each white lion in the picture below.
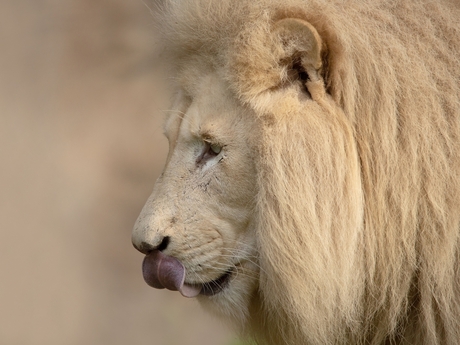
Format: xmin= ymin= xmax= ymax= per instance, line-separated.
xmin=132 ymin=0 xmax=460 ymax=344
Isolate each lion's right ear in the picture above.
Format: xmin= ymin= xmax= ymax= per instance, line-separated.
xmin=272 ymin=18 xmax=325 ymax=101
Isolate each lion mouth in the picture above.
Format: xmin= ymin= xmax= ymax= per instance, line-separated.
xmin=142 ymin=250 xmax=233 ymax=297
xmin=194 ymin=268 xmax=233 ymax=296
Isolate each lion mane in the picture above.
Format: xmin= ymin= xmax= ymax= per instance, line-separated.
xmin=150 ymin=0 xmax=460 ymax=344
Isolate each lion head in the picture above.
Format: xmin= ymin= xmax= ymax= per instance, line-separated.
xmin=132 ymin=1 xmax=460 ymax=344
xmin=133 ymin=72 xmax=260 ymax=324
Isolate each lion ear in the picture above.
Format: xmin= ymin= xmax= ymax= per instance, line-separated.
xmin=272 ymin=18 xmax=325 ymax=100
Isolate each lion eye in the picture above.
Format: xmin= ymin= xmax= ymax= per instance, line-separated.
xmin=197 ymin=141 xmax=223 ymax=164
xmin=210 ymin=143 xmax=222 ymax=155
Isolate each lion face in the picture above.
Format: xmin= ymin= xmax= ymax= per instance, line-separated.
xmin=132 ymin=70 xmax=259 ymax=320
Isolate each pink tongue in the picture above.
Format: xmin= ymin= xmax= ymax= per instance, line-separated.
xmin=142 ymin=251 xmax=202 ymax=298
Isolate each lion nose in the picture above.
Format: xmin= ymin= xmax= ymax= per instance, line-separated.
xmin=133 ymin=236 xmax=170 ymax=255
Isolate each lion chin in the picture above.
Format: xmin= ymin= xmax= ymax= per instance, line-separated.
xmin=132 ymin=0 xmax=460 ymax=344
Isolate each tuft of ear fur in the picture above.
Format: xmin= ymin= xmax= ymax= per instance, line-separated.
xmin=227 ymin=14 xmax=328 ymax=107
xmin=272 ymin=18 xmax=325 ymax=101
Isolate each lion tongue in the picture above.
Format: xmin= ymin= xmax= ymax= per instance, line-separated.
xmin=142 ymin=251 xmax=202 ymax=298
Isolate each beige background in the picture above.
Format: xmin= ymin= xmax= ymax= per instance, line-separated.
xmin=0 ymin=1 xmax=234 ymax=344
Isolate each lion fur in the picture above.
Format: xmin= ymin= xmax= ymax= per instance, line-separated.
xmin=152 ymin=0 xmax=460 ymax=344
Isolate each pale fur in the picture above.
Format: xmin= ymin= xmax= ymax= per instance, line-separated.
xmin=138 ymin=0 xmax=460 ymax=344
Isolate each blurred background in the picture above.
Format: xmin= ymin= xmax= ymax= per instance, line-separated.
xmin=0 ymin=1 xmax=237 ymax=344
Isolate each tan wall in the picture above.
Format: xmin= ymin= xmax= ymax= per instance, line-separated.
xmin=0 ymin=1 xmax=232 ymax=344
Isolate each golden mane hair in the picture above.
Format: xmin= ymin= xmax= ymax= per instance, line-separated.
xmin=152 ymin=0 xmax=460 ymax=343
